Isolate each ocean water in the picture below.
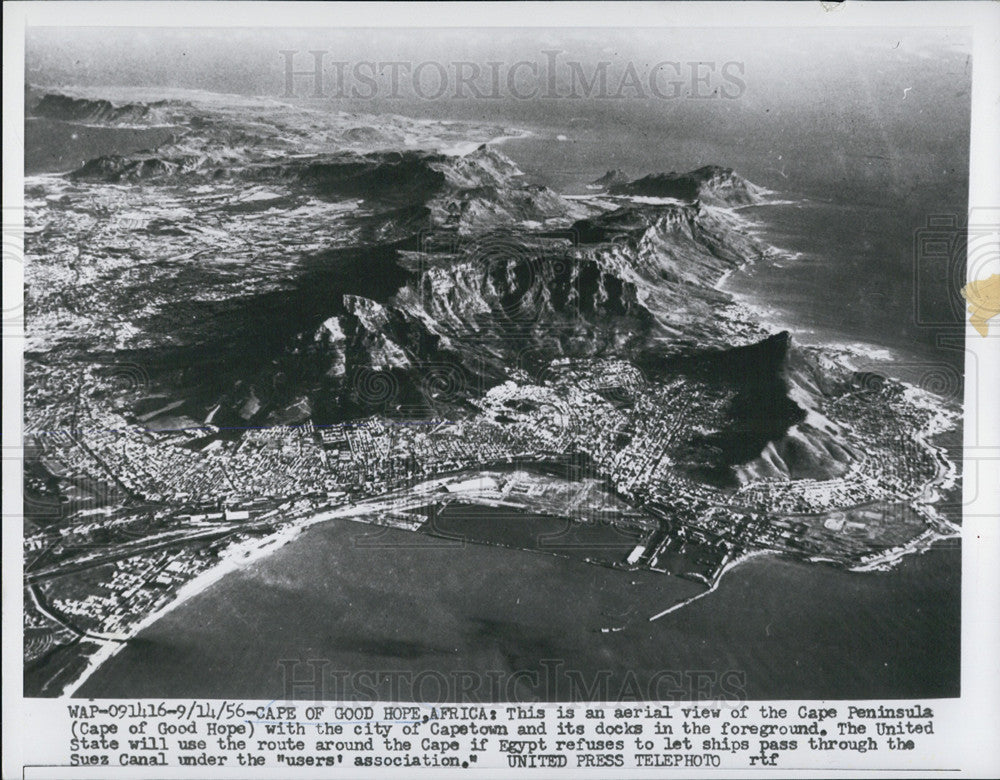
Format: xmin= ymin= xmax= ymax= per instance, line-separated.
xmin=78 ymin=518 xmax=959 ymax=701
xmin=24 ymin=117 xmax=178 ymax=174
xmin=69 ymin=95 xmax=966 ymax=701
xmin=43 ymin=30 xmax=969 ymax=699
xmin=496 ymin=119 xmax=968 ymax=378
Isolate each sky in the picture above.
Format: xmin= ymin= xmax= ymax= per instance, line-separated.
xmin=26 ymin=26 xmax=971 ymax=193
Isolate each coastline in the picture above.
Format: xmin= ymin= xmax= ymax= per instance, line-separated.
xmin=850 ymin=527 xmax=960 ymax=573
xmin=58 ymin=386 xmax=962 ymax=698
xmin=440 ymin=128 xmax=533 ymax=157
xmin=709 ymin=200 xmax=963 ymax=577
xmin=60 ymin=494 xmax=470 ymax=697
xmin=648 ymin=548 xmax=777 ymax=622
xmin=44 ymin=134 xmax=963 ymax=699
xmin=60 ymin=516 xmax=320 ymax=697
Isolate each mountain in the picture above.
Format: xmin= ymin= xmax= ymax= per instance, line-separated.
xmin=590 ymin=169 xmax=629 ymax=189
xmin=21 ymin=88 xmax=965 ymax=702
xmin=30 ymin=92 xmax=173 ymax=125
xmin=22 ymin=91 xmax=943 ymax=495
xmin=610 ymin=165 xmax=766 ymax=206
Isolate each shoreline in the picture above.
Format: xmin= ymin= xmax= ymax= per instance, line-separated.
xmin=60 ymin=493 xmax=474 ymax=697
xmin=850 ymin=527 xmax=960 ymax=573
xmin=60 ymin=515 xmax=327 ymax=697
xmin=46 ymin=146 xmax=963 ymax=699
xmin=441 ymin=128 xmax=533 ymax=157
xmin=707 ymin=203 xmax=963 ymax=578
xmin=649 ymin=520 xmax=962 ymax=626
xmin=59 ymin=426 xmax=962 ymax=698
xmin=648 ymin=549 xmax=777 ymax=622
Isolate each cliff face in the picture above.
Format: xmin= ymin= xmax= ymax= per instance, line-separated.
xmin=654 ymin=332 xmax=857 ymax=486
xmin=269 ymin=151 xmax=853 ymax=485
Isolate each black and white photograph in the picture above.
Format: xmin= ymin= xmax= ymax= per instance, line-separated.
xmin=4 ymin=2 xmax=1000 ymax=777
